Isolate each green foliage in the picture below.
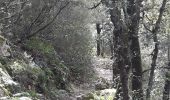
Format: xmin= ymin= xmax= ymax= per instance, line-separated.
xmin=0 ymin=57 xmax=7 ymax=65
xmin=37 ymin=67 xmax=55 ymax=91
xmin=54 ymin=30 xmax=93 ymax=81
xmin=0 ymin=0 xmax=95 ymax=99
xmin=27 ymin=90 xmax=38 ymax=99
xmin=26 ymin=37 xmax=55 ymax=55
xmin=26 ymin=36 xmax=71 ymax=90
xmin=165 ymin=72 xmax=170 ymax=81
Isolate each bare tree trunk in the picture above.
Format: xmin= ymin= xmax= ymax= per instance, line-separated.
xmin=96 ymin=23 xmax=101 ymax=56
xmin=163 ymin=71 xmax=170 ymax=100
xmin=146 ymin=0 xmax=167 ymax=99
xmin=130 ymin=33 xmax=143 ymax=100
xmin=109 ymin=38 xmax=114 ymax=59
xmin=101 ymin=39 xmax=105 ymax=57
xmin=126 ymin=0 xmax=143 ymax=99
xmin=110 ymin=0 xmax=130 ymax=99
xmin=163 ymin=22 xmax=170 ymax=100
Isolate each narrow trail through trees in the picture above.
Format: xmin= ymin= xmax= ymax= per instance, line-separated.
xmin=93 ymin=57 xmax=113 ymax=81
xmin=72 ymin=56 xmax=114 ymax=99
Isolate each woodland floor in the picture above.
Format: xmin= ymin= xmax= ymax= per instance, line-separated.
xmin=72 ymin=56 xmax=113 ymax=99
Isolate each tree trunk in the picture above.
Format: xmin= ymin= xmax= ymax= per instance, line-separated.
xmin=96 ymin=23 xmax=101 ymax=56
xmin=109 ymin=39 xmax=114 ymax=59
xmin=163 ymin=22 xmax=170 ymax=100
xmin=163 ymin=71 xmax=170 ymax=100
xmin=110 ymin=0 xmax=130 ymax=99
xmin=130 ymin=35 xmax=143 ymax=100
xmin=126 ymin=0 xmax=143 ymax=99
xmin=146 ymin=0 xmax=167 ymax=99
xmin=101 ymin=39 xmax=105 ymax=57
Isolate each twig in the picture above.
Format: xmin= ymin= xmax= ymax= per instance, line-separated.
xmin=142 ymin=66 xmax=170 ymax=74
xmin=88 ymin=0 xmax=102 ymax=10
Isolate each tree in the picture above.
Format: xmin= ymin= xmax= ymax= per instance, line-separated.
xmin=163 ymin=17 xmax=170 ymax=100
xmin=108 ymin=0 xmax=144 ymax=99
xmin=0 ymin=0 xmax=94 ymax=96
xmin=146 ymin=0 xmax=167 ymax=99
xmin=110 ymin=0 xmax=130 ymax=99
xmin=96 ymin=23 xmax=101 ymax=56
xmin=126 ymin=0 xmax=144 ymax=99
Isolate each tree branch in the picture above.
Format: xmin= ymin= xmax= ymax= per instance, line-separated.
xmin=146 ymin=0 xmax=167 ymax=99
xmin=142 ymin=66 xmax=170 ymax=74
xmin=16 ymin=2 xmax=70 ymax=44
xmin=88 ymin=0 xmax=102 ymax=10
xmin=142 ymin=12 xmax=153 ymax=33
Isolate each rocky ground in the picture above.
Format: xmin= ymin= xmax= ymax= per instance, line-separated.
xmin=0 ymin=54 xmax=115 ymax=100
xmin=94 ymin=57 xmax=113 ymax=81
xmin=71 ymin=56 xmax=116 ymax=100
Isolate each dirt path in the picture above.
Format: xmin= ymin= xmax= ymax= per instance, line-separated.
xmin=72 ymin=57 xmax=113 ymax=99
xmin=93 ymin=56 xmax=113 ymax=81
xmin=95 ymin=68 xmax=113 ymax=81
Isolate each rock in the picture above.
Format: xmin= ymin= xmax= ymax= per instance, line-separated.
xmin=95 ymin=82 xmax=107 ymax=90
xmin=0 ymin=88 xmax=5 ymax=97
xmin=76 ymin=95 xmax=82 ymax=100
xmin=76 ymin=89 xmax=116 ymax=100
xmin=0 ymin=36 xmax=10 ymax=57
xmin=0 ymin=68 xmax=18 ymax=86
xmin=95 ymin=89 xmax=116 ymax=100
xmin=0 ymin=96 xmax=32 ymax=100
xmin=100 ymin=89 xmax=116 ymax=96
xmin=95 ymin=77 xmax=110 ymax=90
xmin=57 ymin=90 xmax=72 ymax=100
xmin=0 ymin=96 xmax=10 ymax=100
xmin=13 ymin=92 xmax=30 ymax=97
xmin=18 ymin=97 xmax=32 ymax=100
xmin=0 ymin=66 xmax=19 ymax=97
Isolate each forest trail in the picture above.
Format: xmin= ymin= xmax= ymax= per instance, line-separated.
xmin=93 ymin=57 xmax=113 ymax=81
xmin=72 ymin=56 xmax=113 ymax=99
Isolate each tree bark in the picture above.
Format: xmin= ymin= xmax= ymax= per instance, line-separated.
xmin=146 ymin=0 xmax=167 ymax=99
xmin=109 ymin=39 xmax=114 ymax=59
xmin=110 ymin=0 xmax=130 ymax=99
xmin=163 ymin=22 xmax=170 ymax=100
xmin=96 ymin=23 xmax=101 ymax=56
xmin=126 ymin=0 xmax=143 ymax=99
xmin=101 ymin=39 xmax=105 ymax=57
xmin=163 ymin=70 xmax=170 ymax=100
